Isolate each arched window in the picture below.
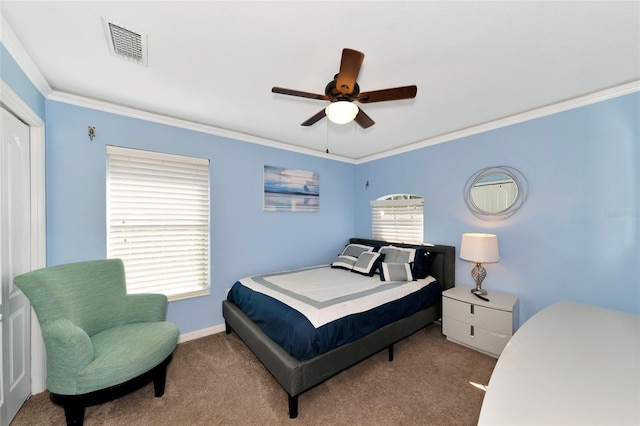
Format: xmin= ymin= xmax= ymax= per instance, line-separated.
xmin=370 ymin=194 xmax=423 ymax=243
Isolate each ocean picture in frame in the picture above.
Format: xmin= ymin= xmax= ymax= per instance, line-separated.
xmin=263 ymin=165 xmax=319 ymax=212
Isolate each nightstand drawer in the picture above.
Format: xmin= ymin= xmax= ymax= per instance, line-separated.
xmin=443 ymin=296 xmax=512 ymax=335
xmin=442 ymin=316 xmax=511 ymax=356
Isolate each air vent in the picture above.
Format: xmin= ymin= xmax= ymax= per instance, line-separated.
xmin=101 ymin=17 xmax=148 ymax=66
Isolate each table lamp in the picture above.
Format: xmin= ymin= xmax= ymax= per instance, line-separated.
xmin=460 ymin=233 xmax=499 ymax=295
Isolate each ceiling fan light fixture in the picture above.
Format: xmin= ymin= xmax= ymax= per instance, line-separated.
xmin=325 ymin=101 xmax=359 ymax=124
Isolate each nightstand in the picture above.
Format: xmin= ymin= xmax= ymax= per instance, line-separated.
xmin=442 ymin=285 xmax=518 ymax=358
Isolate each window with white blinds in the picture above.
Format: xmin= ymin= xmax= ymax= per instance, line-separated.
xmin=371 ymin=195 xmax=424 ymax=244
xmin=107 ymin=146 xmax=210 ymax=300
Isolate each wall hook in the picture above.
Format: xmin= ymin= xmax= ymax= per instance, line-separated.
xmin=88 ymin=126 xmax=96 ymax=141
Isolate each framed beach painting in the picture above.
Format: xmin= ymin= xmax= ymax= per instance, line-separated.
xmin=263 ymin=165 xmax=319 ymax=212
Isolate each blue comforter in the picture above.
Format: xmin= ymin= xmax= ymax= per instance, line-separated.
xmin=227 ymin=274 xmax=442 ymax=361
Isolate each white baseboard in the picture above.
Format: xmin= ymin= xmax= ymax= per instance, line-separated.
xmin=177 ymin=324 xmax=226 ymax=343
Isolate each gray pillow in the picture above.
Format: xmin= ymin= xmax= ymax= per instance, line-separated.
xmin=378 ymin=246 xmax=415 ymax=264
xmin=341 ymin=244 xmax=373 ymax=258
xmin=380 ymin=262 xmax=414 ymax=282
xmin=351 ymin=252 xmax=384 ymax=276
xmin=331 ymin=255 xmax=358 ymax=271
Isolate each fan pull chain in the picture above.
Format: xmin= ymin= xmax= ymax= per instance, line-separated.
xmin=326 ymin=120 xmax=330 ymax=154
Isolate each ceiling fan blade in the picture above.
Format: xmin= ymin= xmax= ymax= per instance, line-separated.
xmin=272 ymin=87 xmax=329 ymax=101
xmin=336 ymin=48 xmax=364 ymax=95
xmin=356 ymin=85 xmax=417 ymax=103
xmin=301 ymin=109 xmax=326 ymax=126
xmin=354 ymin=108 xmax=375 ymax=129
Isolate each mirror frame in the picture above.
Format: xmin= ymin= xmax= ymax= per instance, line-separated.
xmin=464 ymin=166 xmax=528 ymax=220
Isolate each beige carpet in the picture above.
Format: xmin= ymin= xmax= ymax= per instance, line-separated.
xmin=11 ymin=323 xmax=496 ymax=425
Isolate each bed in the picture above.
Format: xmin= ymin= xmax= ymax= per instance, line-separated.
xmin=223 ymin=238 xmax=455 ymax=418
xmin=478 ymin=301 xmax=640 ymax=425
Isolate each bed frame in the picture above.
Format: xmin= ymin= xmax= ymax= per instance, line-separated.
xmin=222 ymin=238 xmax=455 ymax=418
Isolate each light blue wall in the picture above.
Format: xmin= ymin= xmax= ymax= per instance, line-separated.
xmin=0 ymin=43 xmax=45 ymax=120
xmin=6 ymin=42 xmax=638 ymax=334
xmin=45 ymin=101 xmax=356 ymax=334
xmin=355 ymin=92 xmax=640 ymax=326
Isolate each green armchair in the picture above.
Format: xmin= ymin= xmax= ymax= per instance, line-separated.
xmin=14 ymin=258 xmax=179 ymax=425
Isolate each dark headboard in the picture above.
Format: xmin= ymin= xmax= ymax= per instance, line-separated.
xmin=349 ymin=238 xmax=455 ymax=291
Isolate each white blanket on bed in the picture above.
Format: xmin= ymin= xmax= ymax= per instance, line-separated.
xmin=238 ymin=265 xmax=435 ymax=328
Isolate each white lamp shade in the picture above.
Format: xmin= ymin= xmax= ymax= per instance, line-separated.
xmin=325 ymin=101 xmax=359 ymax=124
xmin=460 ymin=233 xmax=500 ymax=263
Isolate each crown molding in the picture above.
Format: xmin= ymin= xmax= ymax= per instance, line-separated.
xmin=49 ymin=79 xmax=639 ymax=166
xmin=355 ymin=80 xmax=640 ymax=164
xmin=0 ymin=15 xmax=52 ymax=97
xmin=47 ymin=90 xmax=356 ymax=164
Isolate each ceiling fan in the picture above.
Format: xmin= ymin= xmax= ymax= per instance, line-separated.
xmin=272 ymin=48 xmax=417 ymax=129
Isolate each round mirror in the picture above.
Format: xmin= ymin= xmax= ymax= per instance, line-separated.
xmin=464 ymin=166 xmax=527 ymax=220
xmin=470 ymin=173 xmax=518 ymax=213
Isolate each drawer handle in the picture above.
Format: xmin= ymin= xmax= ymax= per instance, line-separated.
xmin=470 ymin=325 xmax=474 ymax=337
xmin=470 ymin=304 xmax=474 ymax=316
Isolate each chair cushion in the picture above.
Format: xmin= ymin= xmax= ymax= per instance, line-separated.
xmin=74 ymin=322 xmax=179 ymax=394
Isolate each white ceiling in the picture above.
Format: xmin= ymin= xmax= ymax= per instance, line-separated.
xmin=2 ymin=1 xmax=639 ymax=161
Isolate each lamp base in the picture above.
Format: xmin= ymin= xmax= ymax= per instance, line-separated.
xmin=470 ymin=262 xmax=488 ymax=296
xmin=470 ymin=287 xmax=488 ymax=296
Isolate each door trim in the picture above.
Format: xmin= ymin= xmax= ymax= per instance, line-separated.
xmin=1 ymin=80 xmax=46 ymax=394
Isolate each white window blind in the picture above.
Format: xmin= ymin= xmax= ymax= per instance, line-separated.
xmin=371 ymin=197 xmax=424 ymax=244
xmin=107 ymin=146 xmax=210 ymax=300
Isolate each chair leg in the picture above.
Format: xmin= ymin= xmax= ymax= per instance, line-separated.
xmin=152 ymin=362 xmax=168 ymax=397
xmin=63 ymin=402 xmax=85 ymax=426
xmin=52 ymin=355 xmax=173 ymax=424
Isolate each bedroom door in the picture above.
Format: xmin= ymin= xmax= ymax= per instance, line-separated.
xmin=0 ymin=107 xmax=32 ymax=426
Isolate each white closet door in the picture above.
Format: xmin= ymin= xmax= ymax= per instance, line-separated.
xmin=0 ymin=107 xmax=32 ymax=426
